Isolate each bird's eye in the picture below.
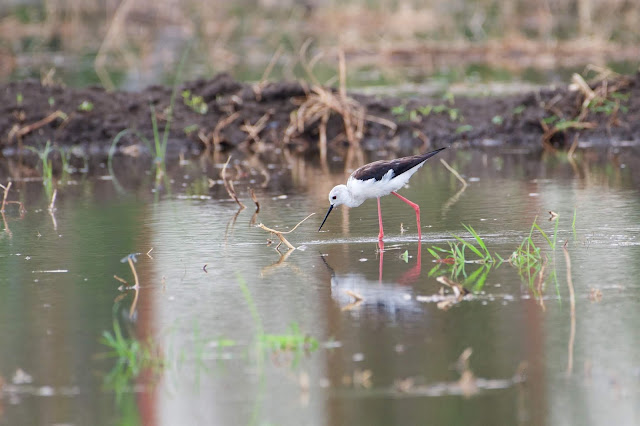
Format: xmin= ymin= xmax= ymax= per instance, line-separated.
xmin=332 ymin=195 xmax=337 ymax=200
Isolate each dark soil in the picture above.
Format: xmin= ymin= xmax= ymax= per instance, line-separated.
xmin=2 ymin=72 xmax=640 ymax=160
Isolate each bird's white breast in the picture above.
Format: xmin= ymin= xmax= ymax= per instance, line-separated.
xmin=347 ymin=161 xmax=425 ymax=204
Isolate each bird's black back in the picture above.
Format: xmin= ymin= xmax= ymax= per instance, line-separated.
xmin=351 ymin=147 xmax=446 ymax=182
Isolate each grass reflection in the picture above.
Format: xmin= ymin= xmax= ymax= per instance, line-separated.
xmin=99 ymin=306 xmax=164 ymax=402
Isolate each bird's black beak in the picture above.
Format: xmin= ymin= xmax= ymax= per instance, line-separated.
xmin=318 ymin=205 xmax=334 ymax=231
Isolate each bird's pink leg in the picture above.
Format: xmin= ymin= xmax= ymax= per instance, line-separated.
xmin=377 ymin=197 xmax=384 ymax=241
xmin=392 ymin=192 xmax=421 ymax=240
xmin=378 ymin=239 xmax=384 ymax=282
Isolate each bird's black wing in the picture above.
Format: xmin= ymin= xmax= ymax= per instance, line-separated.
xmin=351 ymin=147 xmax=446 ymax=182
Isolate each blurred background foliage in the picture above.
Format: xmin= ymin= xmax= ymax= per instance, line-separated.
xmin=1 ymin=0 xmax=639 ymax=89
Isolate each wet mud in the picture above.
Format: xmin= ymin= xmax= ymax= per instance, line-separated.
xmin=1 ymin=72 xmax=639 ymax=161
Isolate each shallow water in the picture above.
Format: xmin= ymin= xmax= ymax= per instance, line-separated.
xmin=0 ymin=148 xmax=639 ymax=425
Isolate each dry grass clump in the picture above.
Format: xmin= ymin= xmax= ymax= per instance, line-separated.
xmin=285 ymin=44 xmax=395 ymax=163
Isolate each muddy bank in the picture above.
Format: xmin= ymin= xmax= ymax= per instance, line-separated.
xmin=1 ymin=72 xmax=639 ymax=160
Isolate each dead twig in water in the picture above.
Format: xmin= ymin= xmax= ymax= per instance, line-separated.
xmin=222 ymin=156 xmax=246 ymax=209
xmin=435 ymin=275 xmax=470 ymax=310
xmin=48 ymin=189 xmax=57 ymax=211
xmin=46 ymin=188 xmax=58 ymax=230
xmin=455 ymin=348 xmax=478 ymax=398
xmin=260 ymin=248 xmax=298 ymax=277
xmin=129 ymin=286 xmax=139 ymax=319
xmin=0 ymin=182 xmax=26 ymax=213
xmin=249 ymin=188 xmax=260 ymax=213
xmin=440 ymin=159 xmax=468 ymax=217
xmin=113 ymin=255 xmax=140 ymax=319
xmin=127 ymin=256 xmax=140 ymax=288
xmin=341 ymin=289 xmax=364 ymax=312
xmin=563 ymin=240 xmax=576 ymax=377
xmin=440 ymin=159 xmax=468 ymax=189
xmin=0 ymin=182 xmax=11 ymax=212
xmin=113 ymin=275 xmax=128 ymax=286
xmin=115 ymin=254 xmax=140 ymax=319
xmin=258 ymin=213 xmax=315 ymax=251
xmin=249 ymin=188 xmax=260 ymax=226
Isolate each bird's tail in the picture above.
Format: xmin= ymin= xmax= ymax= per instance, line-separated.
xmin=421 ymin=147 xmax=447 ymax=161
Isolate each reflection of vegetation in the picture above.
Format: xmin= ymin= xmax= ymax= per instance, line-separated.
xmin=100 ymin=306 xmax=237 ymax=402
xmin=429 ymin=262 xmax=494 ymax=293
xmin=100 ymin=309 xmax=164 ymax=402
xmin=238 ymin=275 xmax=318 ymax=362
xmin=260 ymin=322 xmax=318 ymax=354
xmin=508 ymin=217 xmax=560 ymax=301
xmin=185 ymin=176 xmax=211 ymax=197
xmin=237 ymin=274 xmax=318 ymax=425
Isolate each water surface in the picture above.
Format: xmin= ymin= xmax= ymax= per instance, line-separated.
xmin=0 ymin=148 xmax=639 ymax=425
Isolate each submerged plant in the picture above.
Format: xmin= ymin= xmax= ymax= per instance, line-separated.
xmin=427 ymin=225 xmax=500 ymax=291
xmin=509 ymin=225 xmax=543 ymax=273
xmin=508 ymin=216 xmax=560 ymax=293
xmin=429 ymin=224 xmax=496 ymax=265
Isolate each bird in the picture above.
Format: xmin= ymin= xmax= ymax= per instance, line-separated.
xmin=318 ymin=147 xmax=446 ymax=241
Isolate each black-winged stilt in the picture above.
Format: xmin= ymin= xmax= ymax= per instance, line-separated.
xmin=318 ymin=147 xmax=446 ymax=240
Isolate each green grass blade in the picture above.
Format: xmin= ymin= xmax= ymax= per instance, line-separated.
xmin=427 ymin=248 xmax=441 ymax=259
xmin=463 ymin=224 xmax=491 ymax=257
xmin=453 ymin=234 xmax=484 ymax=258
xmin=533 ymin=222 xmax=554 ymax=250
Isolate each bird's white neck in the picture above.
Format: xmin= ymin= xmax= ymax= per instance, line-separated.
xmin=343 ymin=188 xmax=365 ymax=208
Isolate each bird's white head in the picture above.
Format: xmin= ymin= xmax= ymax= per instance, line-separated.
xmin=327 ymin=184 xmax=351 ymax=207
xmin=319 ymin=184 xmax=352 ymax=232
